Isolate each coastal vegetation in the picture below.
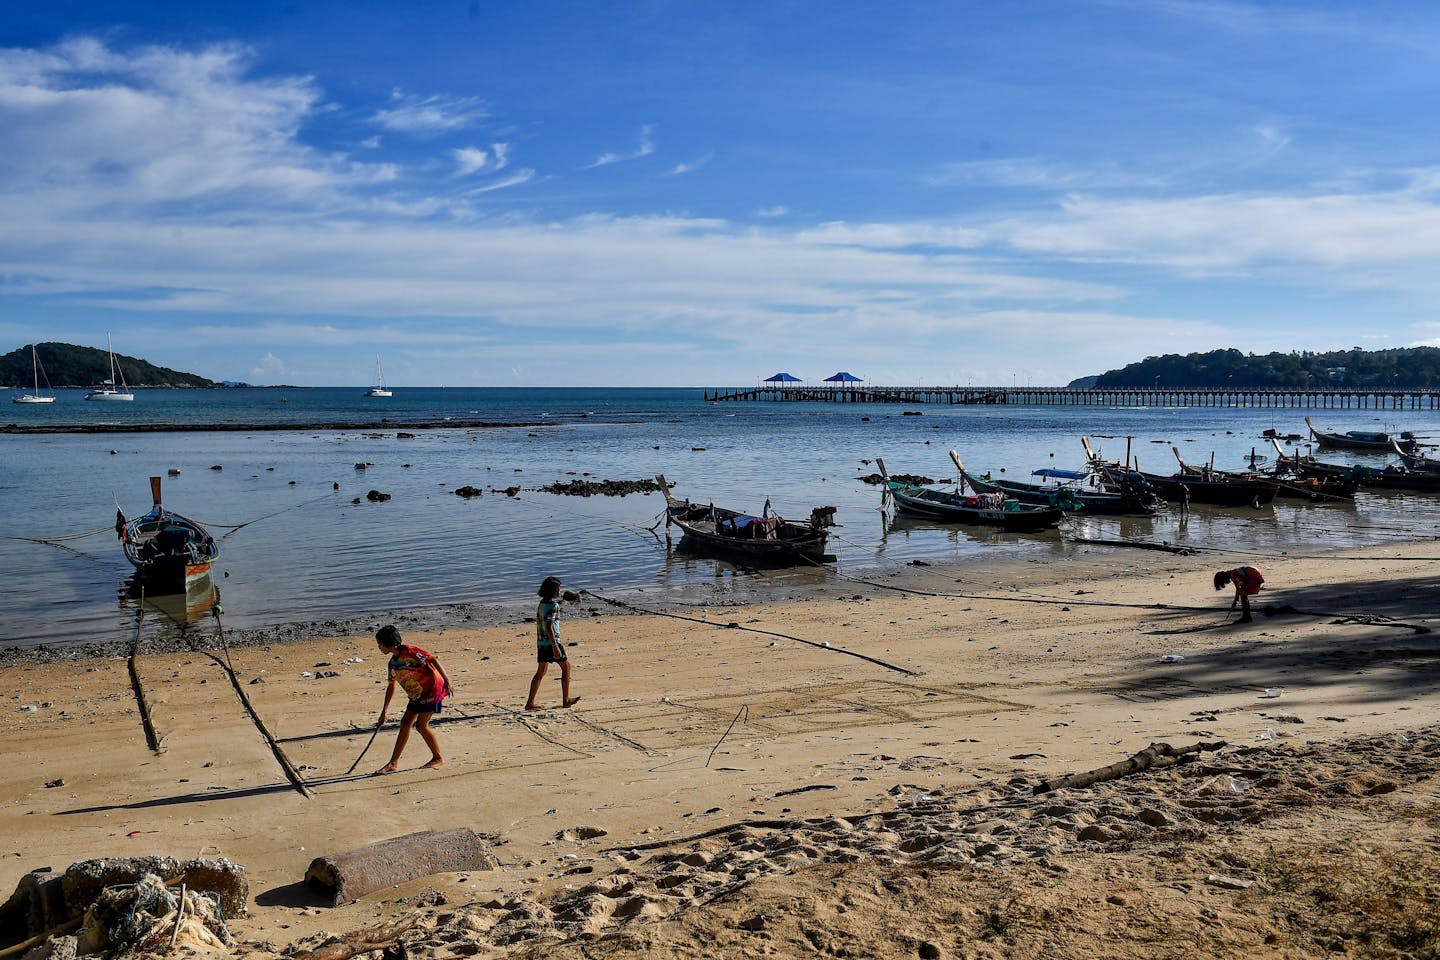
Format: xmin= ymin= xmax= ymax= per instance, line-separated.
xmin=0 ymin=341 xmax=218 ymax=388
xmin=1089 ymin=346 xmax=1440 ymax=390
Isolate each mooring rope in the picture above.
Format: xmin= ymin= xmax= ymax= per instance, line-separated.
xmin=578 ymin=588 xmax=917 ymax=676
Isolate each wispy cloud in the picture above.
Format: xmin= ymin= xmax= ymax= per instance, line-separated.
xmin=463 ymin=169 xmax=536 ymax=194
xmin=924 ymin=157 xmax=1165 ymax=191
xmin=588 ymin=124 xmax=656 ymax=168
xmin=755 ymin=206 xmax=789 ymax=218
xmin=453 ymin=142 xmax=511 ymax=177
xmin=371 ymin=90 xmax=488 ymax=134
xmin=664 ymin=152 xmax=712 ymax=177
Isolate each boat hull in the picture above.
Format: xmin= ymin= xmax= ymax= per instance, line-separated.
xmin=1307 ymin=418 xmax=1417 ymax=453
xmin=12 ymin=396 xmax=55 ymax=404
xmin=1126 ymin=471 xmax=1279 ymax=506
xmin=886 ymin=482 xmax=1063 ymax=530
xmin=960 ymin=469 xmax=1159 ymax=515
xmin=122 ymin=507 xmax=220 ymax=593
xmin=664 ymin=498 xmax=834 ymax=565
xmin=85 ymin=391 xmax=134 ymax=401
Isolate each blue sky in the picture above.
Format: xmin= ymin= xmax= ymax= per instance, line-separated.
xmin=3 ymin=1 xmax=1440 ymax=387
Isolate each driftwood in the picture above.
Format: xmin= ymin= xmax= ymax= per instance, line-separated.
xmin=1033 ymin=740 xmax=1228 ymax=795
xmin=305 ymin=830 xmax=495 ymax=907
xmin=288 ymin=917 xmax=419 ymax=960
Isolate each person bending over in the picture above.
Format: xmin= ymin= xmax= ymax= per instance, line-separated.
xmin=374 ymin=625 xmax=452 ymax=774
xmin=1214 ymin=566 xmax=1264 ymax=623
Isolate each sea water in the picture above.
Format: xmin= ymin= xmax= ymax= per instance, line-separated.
xmin=2 ymin=387 xmax=1437 ymax=652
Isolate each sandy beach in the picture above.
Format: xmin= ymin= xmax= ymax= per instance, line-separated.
xmin=3 ymin=541 xmax=1438 ymax=958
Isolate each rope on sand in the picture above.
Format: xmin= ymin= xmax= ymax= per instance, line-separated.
xmin=187 ymin=609 xmax=314 ymax=798
xmin=579 ymin=588 xmax=918 ymax=677
xmin=126 ymin=597 xmax=164 ymax=753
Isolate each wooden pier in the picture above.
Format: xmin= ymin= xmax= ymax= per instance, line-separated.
xmin=704 ymin=385 xmax=1440 ymax=410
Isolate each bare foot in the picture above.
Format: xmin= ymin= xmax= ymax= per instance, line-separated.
xmin=563 ymin=696 xmax=581 ymax=708
xmin=423 ymin=757 xmax=444 ymax=769
xmin=523 ymin=704 xmax=541 ymax=711
xmin=374 ymin=764 xmax=397 ymax=776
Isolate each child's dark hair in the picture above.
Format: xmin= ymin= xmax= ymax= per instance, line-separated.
xmin=538 ymin=576 xmax=562 ymax=600
xmin=1213 ymin=570 xmax=1232 ymax=591
xmin=375 ymin=624 xmax=403 ymax=648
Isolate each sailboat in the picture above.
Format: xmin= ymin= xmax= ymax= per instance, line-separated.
xmin=84 ymin=334 xmax=135 ymax=401
xmin=12 ymin=344 xmax=56 ymax=404
xmin=363 ymin=355 xmax=392 ymax=397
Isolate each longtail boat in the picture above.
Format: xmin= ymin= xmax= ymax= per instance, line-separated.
xmin=659 ymin=475 xmax=836 ymax=565
xmin=1082 ymin=441 xmax=1278 ymax=507
xmin=951 ymin=450 xmax=1161 ymax=515
xmin=877 ymin=458 xmax=1064 ymax=531
xmin=119 ymin=477 xmax=219 ymax=593
xmin=1391 ymin=439 xmax=1440 ymax=474
xmin=1306 ymin=416 xmax=1418 ymax=453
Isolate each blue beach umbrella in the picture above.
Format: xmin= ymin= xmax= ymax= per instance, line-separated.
xmin=763 ymin=372 xmax=802 ymax=382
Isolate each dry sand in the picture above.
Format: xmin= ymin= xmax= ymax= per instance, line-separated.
xmin=3 ymin=541 xmax=1438 ymax=958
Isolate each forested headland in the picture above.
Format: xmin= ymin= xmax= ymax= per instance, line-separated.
xmin=0 ymin=342 xmax=218 ymax=388
xmin=1084 ymin=347 xmax=1440 ymax=390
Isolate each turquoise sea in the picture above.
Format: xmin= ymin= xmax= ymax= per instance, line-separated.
xmin=3 ymin=386 xmax=1438 ymax=652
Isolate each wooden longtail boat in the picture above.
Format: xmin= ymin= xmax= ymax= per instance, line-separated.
xmin=119 ymin=477 xmax=219 ymax=593
xmin=1306 ymin=417 xmax=1418 ymax=454
xmin=659 ymin=475 xmax=836 ymax=565
xmin=1257 ymin=440 xmax=1358 ymax=500
xmin=1083 ymin=437 xmax=1278 ymax=507
xmin=877 ymin=459 xmax=1064 ymax=531
xmin=953 ymin=450 xmax=1161 ymax=515
xmin=1392 ymin=439 xmax=1440 ymax=474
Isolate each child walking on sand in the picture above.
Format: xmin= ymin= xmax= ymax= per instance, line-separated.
xmin=374 ymin=625 xmax=453 ymax=774
xmin=526 ymin=576 xmax=581 ymax=710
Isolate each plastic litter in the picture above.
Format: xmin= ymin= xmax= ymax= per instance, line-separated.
xmin=1258 ymin=687 xmax=1284 ymax=699
xmin=1258 ymin=728 xmax=1275 ymax=741
xmin=1158 ymin=654 xmax=1184 ymax=663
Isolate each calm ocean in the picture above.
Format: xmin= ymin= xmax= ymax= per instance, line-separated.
xmin=3 ymin=386 xmax=1437 ymax=652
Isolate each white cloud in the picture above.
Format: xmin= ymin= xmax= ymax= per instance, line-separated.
xmin=463 ymin=169 xmax=536 ymax=194
xmin=588 ymin=124 xmax=656 ymax=168
xmin=664 ymin=152 xmax=712 ymax=177
xmin=371 ymin=90 xmax=488 ymax=134
xmin=453 ymin=142 xmax=511 ymax=177
xmin=755 ymin=206 xmax=789 ymax=218
xmin=453 ymin=146 xmax=490 ymax=176
xmin=0 ymin=38 xmax=392 ymax=213
xmin=249 ymin=351 xmax=287 ymax=380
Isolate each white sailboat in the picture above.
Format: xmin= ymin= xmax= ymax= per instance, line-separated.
xmin=84 ymin=333 xmax=135 ymax=401
xmin=13 ymin=344 xmax=56 ymax=404
xmin=363 ymin=355 xmax=392 ymax=397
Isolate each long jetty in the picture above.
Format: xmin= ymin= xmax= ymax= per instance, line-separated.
xmin=704 ymin=385 xmax=1440 ymax=410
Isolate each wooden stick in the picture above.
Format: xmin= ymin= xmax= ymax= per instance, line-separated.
xmin=706 ymin=705 xmax=748 ymax=768
xmin=1033 ymin=740 xmax=1229 ymax=795
xmin=344 ymin=723 xmax=382 ymax=776
xmin=169 ymin=884 xmax=187 ymax=948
